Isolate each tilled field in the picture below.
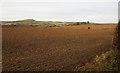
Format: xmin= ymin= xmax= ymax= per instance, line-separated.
xmin=2 ymin=24 xmax=117 ymax=71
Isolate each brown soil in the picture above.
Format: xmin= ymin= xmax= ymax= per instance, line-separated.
xmin=2 ymin=24 xmax=117 ymax=71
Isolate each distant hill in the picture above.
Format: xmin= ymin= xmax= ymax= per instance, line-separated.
xmin=17 ymin=19 xmax=36 ymax=22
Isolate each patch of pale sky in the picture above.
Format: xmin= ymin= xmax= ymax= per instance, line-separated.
xmin=0 ymin=0 xmax=119 ymax=23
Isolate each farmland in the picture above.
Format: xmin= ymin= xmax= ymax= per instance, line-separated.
xmin=2 ymin=24 xmax=117 ymax=71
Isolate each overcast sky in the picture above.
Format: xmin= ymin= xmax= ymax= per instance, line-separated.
xmin=0 ymin=0 xmax=119 ymax=23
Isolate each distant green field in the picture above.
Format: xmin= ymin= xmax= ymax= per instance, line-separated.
xmin=1 ymin=19 xmax=96 ymax=27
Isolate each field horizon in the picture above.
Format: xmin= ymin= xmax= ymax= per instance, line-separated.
xmin=1 ymin=19 xmax=117 ymax=26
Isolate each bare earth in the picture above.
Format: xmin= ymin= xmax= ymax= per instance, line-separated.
xmin=2 ymin=24 xmax=117 ymax=71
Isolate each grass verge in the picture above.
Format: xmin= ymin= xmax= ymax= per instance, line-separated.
xmin=78 ymin=49 xmax=118 ymax=71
